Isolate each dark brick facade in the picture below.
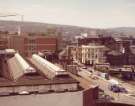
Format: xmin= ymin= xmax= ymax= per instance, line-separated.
xmin=83 ymin=86 xmax=99 ymax=106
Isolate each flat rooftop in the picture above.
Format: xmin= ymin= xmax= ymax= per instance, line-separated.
xmin=0 ymin=75 xmax=78 ymax=87
xmin=0 ymin=55 xmax=79 ymax=87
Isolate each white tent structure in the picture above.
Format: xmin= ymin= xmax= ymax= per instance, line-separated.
xmin=32 ymin=54 xmax=68 ymax=79
xmin=15 ymin=53 xmax=36 ymax=74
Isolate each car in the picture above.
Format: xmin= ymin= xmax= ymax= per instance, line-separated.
xmin=100 ymin=73 xmax=109 ymax=80
xmin=111 ymin=86 xmax=120 ymax=93
xmin=81 ymin=66 xmax=87 ymax=69
xmin=119 ymin=86 xmax=128 ymax=93
xmin=128 ymin=94 xmax=135 ymax=97
xmin=104 ymin=95 xmax=114 ymax=101
xmin=18 ymin=91 xmax=29 ymax=95
xmin=0 ymin=92 xmax=10 ymax=96
xmin=108 ymin=84 xmax=120 ymax=93
xmin=108 ymin=83 xmax=128 ymax=93
xmin=91 ymin=75 xmax=99 ymax=80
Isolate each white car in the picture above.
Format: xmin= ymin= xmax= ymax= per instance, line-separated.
xmin=18 ymin=91 xmax=29 ymax=95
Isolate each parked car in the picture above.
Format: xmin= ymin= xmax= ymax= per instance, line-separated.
xmin=0 ymin=92 xmax=10 ymax=96
xmin=91 ymin=75 xmax=99 ymax=80
xmin=108 ymin=84 xmax=120 ymax=93
xmin=108 ymin=79 xmax=120 ymax=93
xmin=18 ymin=91 xmax=29 ymax=95
xmin=108 ymin=84 xmax=127 ymax=93
xmin=81 ymin=66 xmax=87 ymax=69
xmin=100 ymin=73 xmax=110 ymax=80
xmin=128 ymin=94 xmax=135 ymax=97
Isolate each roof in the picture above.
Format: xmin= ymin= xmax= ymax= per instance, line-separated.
xmin=15 ymin=53 xmax=36 ymax=74
xmin=7 ymin=57 xmax=24 ymax=80
xmin=114 ymin=37 xmax=122 ymax=42
xmin=59 ymin=48 xmax=67 ymax=57
xmin=0 ymin=75 xmax=78 ymax=87
xmin=109 ymin=79 xmax=119 ymax=85
xmin=87 ymin=35 xmax=99 ymax=38
xmin=29 ymin=57 xmax=65 ymax=79
xmin=108 ymin=50 xmax=122 ymax=56
xmin=0 ymin=58 xmax=78 ymax=87
xmin=0 ymin=54 xmax=78 ymax=87
xmin=130 ymin=45 xmax=135 ymax=54
xmin=0 ymin=49 xmax=16 ymax=55
xmin=10 ymin=35 xmax=57 ymax=39
xmin=81 ymin=44 xmax=105 ymax=48
xmin=32 ymin=54 xmax=66 ymax=73
xmin=5 ymin=49 xmax=16 ymax=54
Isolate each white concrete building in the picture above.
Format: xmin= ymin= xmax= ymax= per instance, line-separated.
xmin=77 ymin=44 xmax=106 ymax=65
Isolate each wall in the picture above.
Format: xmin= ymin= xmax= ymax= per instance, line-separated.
xmin=0 ymin=38 xmax=7 ymax=49
xmin=0 ymin=85 xmax=99 ymax=106
xmin=0 ymin=83 xmax=78 ymax=94
xmin=0 ymin=91 xmax=83 ymax=106
xmin=83 ymin=87 xmax=98 ymax=106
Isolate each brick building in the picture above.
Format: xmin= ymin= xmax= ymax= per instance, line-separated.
xmin=0 ymin=37 xmax=8 ymax=49
xmin=7 ymin=35 xmax=58 ymax=56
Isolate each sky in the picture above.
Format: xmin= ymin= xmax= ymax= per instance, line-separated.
xmin=0 ymin=0 xmax=135 ymax=28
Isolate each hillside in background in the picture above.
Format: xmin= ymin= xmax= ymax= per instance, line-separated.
xmin=106 ymin=27 xmax=135 ymax=37
xmin=0 ymin=20 xmax=135 ymax=39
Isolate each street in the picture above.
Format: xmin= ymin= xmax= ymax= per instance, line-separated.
xmin=78 ymin=67 xmax=135 ymax=105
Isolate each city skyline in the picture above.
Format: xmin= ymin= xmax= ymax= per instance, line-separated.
xmin=0 ymin=0 xmax=135 ymax=28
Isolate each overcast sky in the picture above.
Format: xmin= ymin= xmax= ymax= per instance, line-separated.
xmin=0 ymin=0 xmax=135 ymax=28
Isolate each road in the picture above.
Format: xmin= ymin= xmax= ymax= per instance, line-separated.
xmin=77 ymin=67 xmax=135 ymax=105
xmin=68 ymin=72 xmax=96 ymax=89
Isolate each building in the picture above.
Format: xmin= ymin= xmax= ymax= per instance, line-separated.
xmin=113 ymin=37 xmax=131 ymax=54
xmin=76 ymin=44 xmax=107 ymax=65
xmin=129 ymin=45 xmax=135 ymax=65
xmin=0 ymin=49 xmax=16 ymax=79
xmin=100 ymin=36 xmax=115 ymax=50
xmin=59 ymin=44 xmax=107 ymax=66
xmin=58 ymin=46 xmax=77 ymax=68
xmin=0 ymin=50 xmax=99 ymax=106
xmin=0 ymin=51 xmax=79 ymax=94
xmin=0 ymin=37 xmax=8 ymax=49
xmin=106 ymin=50 xmax=127 ymax=66
xmin=0 ymin=86 xmax=98 ymax=106
xmin=106 ymin=38 xmax=135 ymax=66
xmin=77 ymin=36 xmax=101 ymax=46
xmin=8 ymin=35 xmax=58 ymax=56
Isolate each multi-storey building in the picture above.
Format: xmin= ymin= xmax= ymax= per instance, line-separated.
xmin=129 ymin=45 xmax=135 ymax=65
xmin=0 ymin=37 xmax=8 ymax=49
xmin=0 ymin=50 xmax=99 ymax=106
xmin=106 ymin=37 xmax=135 ymax=66
xmin=76 ymin=44 xmax=106 ymax=65
xmin=8 ymin=35 xmax=58 ymax=56
xmin=77 ymin=37 xmax=101 ymax=46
